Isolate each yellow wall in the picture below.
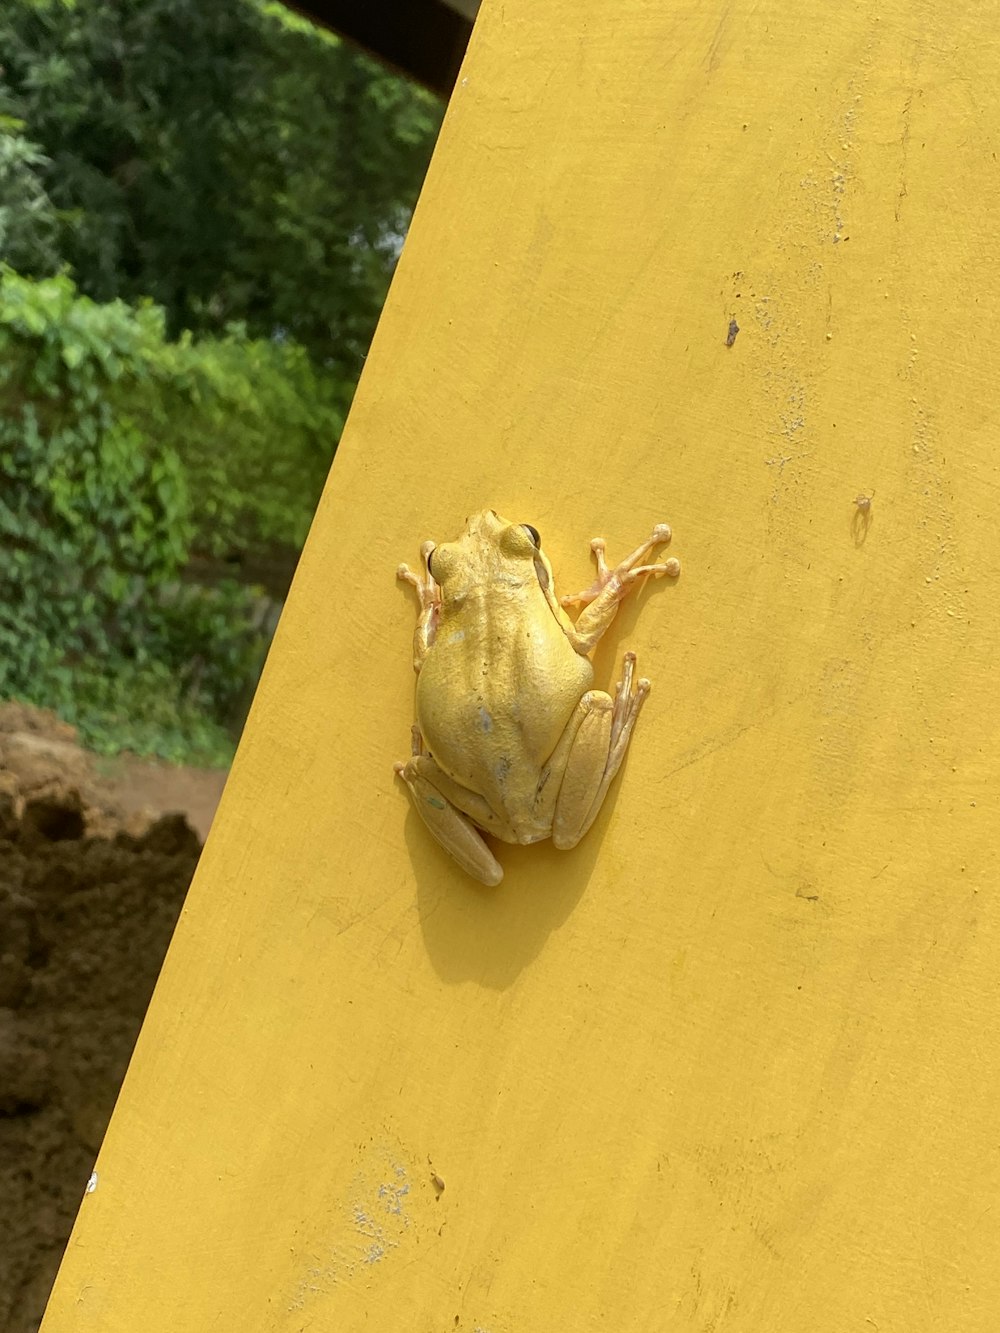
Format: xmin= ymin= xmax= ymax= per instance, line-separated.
xmin=43 ymin=0 xmax=1000 ymax=1328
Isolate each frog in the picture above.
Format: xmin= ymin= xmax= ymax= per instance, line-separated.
xmin=394 ymin=509 xmax=680 ymax=885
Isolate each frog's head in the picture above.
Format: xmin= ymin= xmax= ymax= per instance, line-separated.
xmin=465 ymin=508 xmax=540 ymax=550
xmin=430 ymin=509 xmax=544 ymax=589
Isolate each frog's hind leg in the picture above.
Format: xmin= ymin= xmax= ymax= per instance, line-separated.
xmin=550 ymin=651 xmax=650 ymax=850
xmin=395 ymin=729 xmax=507 ymax=886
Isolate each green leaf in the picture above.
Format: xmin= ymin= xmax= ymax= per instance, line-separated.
xmin=61 ymin=338 xmax=84 ymax=368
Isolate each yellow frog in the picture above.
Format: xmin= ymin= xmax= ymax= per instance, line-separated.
xmin=395 ymin=509 xmax=680 ymax=885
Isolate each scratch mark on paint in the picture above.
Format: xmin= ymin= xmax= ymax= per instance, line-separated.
xmin=665 ymin=691 xmax=808 ymax=780
xmin=704 ymin=0 xmax=732 ymax=72
xmin=895 ymin=93 xmax=913 ymax=222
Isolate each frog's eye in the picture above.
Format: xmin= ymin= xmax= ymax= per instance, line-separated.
xmin=427 ymin=542 xmax=456 ymax=582
xmin=522 ymin=524 xmax=541 ymax=547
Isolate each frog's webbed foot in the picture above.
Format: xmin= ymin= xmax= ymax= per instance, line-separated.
xmin=562 ymin=524 xmax=679 ymax=608
xmin=395 ymin=727 xmax=505 ymax=886
xmin=397 ymin=540 xmax=441 ymax=672
xmin=560 ymin=523 xmax=679 ymax=655
xmin=550 ymin=651 xmax=651 ymax=851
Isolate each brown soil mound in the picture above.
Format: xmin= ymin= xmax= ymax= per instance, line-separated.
xmin=0 ymin=704 xmax=211 ymax=1332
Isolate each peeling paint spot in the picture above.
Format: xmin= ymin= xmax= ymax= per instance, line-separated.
xmin=351 ymin=1163 xmax=412 ymax=1266
xmin=377 ymin=1166 xmax=411 ymax=1216
xmin=725 ymin=318 xmax=739 ymax=347
xmin=353 ymin=1205 xmax=389 ymax=1265
xmin=287 ymin=1150 xmax=416 ymax=1311
xmin=85 ymin=1171 xmax=98 ymax=1194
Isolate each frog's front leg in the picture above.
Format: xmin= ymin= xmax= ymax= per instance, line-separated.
xmin=395 ymin=728 xmax=507 ymax=886
xmin=537 ymin=651 xmax=651 ymax=850
xmin=559 ymin=524 xmax=680 ymax=655
xmin=397 ymin=540 xmax=440 ymax=673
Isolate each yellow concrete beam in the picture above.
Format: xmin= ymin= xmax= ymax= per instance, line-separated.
xmin=43 ymin=0 xmax=1000 ymax=1328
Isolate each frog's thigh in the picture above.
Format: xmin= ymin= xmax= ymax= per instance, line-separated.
xmin=407 ymin=755 xmax=515 ymax=839
xmin=396 ymin=755 xmax=505 ymax=886
xmin=552 ymin=656 xmax=650 ymax=851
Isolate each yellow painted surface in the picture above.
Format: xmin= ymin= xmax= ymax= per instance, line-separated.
xmin=42 ymin=0 xmax=1000 ymax=1328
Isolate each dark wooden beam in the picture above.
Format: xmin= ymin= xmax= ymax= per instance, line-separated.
xmin=286 ymin=0 xmax=473 ymax=98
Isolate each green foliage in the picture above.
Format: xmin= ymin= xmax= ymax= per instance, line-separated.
xmin=0 ymin=267 xmax=343 ymax=761
xmin=156 ymin=326 xmax=347 ymax=556
xmin=0 ymin=0 xmax=443 ymax=375
xmin=0 ymin=97 xmax=60 ymax=274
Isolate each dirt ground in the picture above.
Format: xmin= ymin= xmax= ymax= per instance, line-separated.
xmin=0 ymin=702 xmax=227 ymax=1333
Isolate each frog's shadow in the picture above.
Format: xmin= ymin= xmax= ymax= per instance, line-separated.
xmin=408 ymin=813 xmax=607 ymax=988
xmin=407 ymin=807 xmax=609 ymax=990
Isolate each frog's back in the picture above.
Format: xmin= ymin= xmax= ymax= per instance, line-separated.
xmin=415 ymin=585 xmax=592 ymax=824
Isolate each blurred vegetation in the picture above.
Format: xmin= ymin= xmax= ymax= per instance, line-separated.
xmin=0 ymin=267 xmax=342 ymax=762
xmin=0 ymin=0 xmax=442 ymax=762
xmin=0 ymin=108 xmax=60 ymax=274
